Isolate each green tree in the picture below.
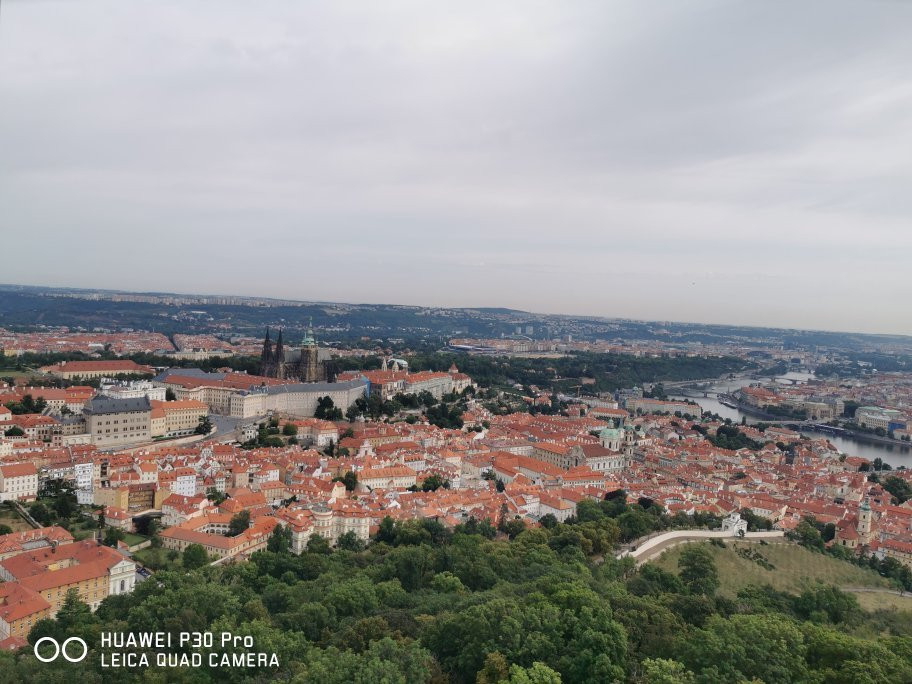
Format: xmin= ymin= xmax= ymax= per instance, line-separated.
xmin=678 ymin=544 xmax=719 ymax=596
xmin=195 ymin=415 xmax=213 ymax=434
xmin=791 ymin=518 xmax=825 ymax=551
xmin=297 ymin=637 xmax=434 ymax=683
xmin=499 ymin=517 xmax=526 ymax=540
xmin=182 ymin=543 xmax=209 ymax=569
xmin=30 ymin=502 xmax=52 ymax=525
xmin=641 ymin=658 xmax=696 ymax=684
xmin=333 ymin=470 xmax=358 ymax=492
xmin=417 ymin=390 xmax=438 ymax=407
xmin=679 ymin=614 xmax=808 ymax=684
xmin=282 ymin=422 xmax=298 ymax=436
xmin=52 ymin=490 xmax=77 ymax=519
xmin=476 ymin=651 xmax=509 ymax=684
xmin=421 ymin=474 xmax=449 ymax=491
xmin=337 ymin=530 xmax=366 ymax=552
xmin=307 ymin=534 xmax=332 ymax=555
xmin=504 ymin=662 xmax=563 ymax=684
xmin=34 ymin=588 xmax=102 ymax=647
xmin=627 ymin=564 xmax=685 ymax=597
xmin=539 ymin=514 xmax=558 ymax=529
xmin=228 ymin=510 xmax=251 ymax=536
xmin=376 ymin=516 xmax=397 ymax=544
xmin=883 ymin=475 xmax=912 ymax=504
xmin=103 ymin=527 xmax=125 ymax=547
xmin=424 ymin=590 xmax=626 ymax=683
xmin=266 ymin=524 xmax=293 ymax=553
xmin=315 ymin=396 xmax=344 ymax=421
xmin=617 ymin=509 xmax=653 ymax=542
xmin=793 ymin=585 xmax=861 ymax=625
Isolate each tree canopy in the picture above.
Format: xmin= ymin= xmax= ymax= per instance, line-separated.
xmin=7 ymin=501 xmax=912 ymax=684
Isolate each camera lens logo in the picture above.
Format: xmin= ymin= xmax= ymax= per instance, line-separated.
xmin=33 ymin=637 xmax=88 ymax=663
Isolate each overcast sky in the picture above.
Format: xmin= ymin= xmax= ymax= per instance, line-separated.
xmin=1 ymin=1 xmax=911 ymax=335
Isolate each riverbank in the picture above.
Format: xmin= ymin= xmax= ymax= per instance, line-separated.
xmin=671 ymin=379 xmax=912 ymax=467
xmin=803 ymin=424 xmax=912 ymax=450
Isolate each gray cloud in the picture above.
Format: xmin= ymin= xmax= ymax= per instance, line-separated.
xmin=1 ymin=0 xmax=910 ymax=333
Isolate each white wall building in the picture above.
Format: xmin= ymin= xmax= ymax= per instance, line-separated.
xmin=74 ymin=460 xmax=95 ymax=505
xmin=0 ymin=463 xmax=39 ymax=502
xmin=108 ymin=557 xmax=137 ymax=598
xmin=229 ymin=380 xmax=367 ymax=419
xmin=99 ymin=379 xmax=167 ymax=402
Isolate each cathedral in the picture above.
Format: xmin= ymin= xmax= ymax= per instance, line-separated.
xmin=259 ymin=321 xmax=331 ymax=382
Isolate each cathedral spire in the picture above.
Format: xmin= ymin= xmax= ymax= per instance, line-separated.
xmin=274 ymin=329 xmax=285 ymax=379
xmin=261 ymin=328 xmax=273 ymax=364
xmin=274 ymin=328 xmax=284 ymax=359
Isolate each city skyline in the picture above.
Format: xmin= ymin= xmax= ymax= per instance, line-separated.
xmin=2 ymin=1 xmax=911 ymax=334
xmin=3 ymin=279 xmax=911 ymax=341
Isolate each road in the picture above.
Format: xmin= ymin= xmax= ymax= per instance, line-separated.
xmin=616 ymin=529 xmax=785 ymax=566
xmin=842 ymin=586 xmax=912 ymax=599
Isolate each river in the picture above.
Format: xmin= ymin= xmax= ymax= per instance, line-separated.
xmin=670 ymin=372 xmax=912 ymax=468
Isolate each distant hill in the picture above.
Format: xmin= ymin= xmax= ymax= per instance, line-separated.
xmin=2 ymin=283 xmax=911 ymax=350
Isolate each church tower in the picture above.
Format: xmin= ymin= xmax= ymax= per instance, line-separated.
xmin=301 ymin=317 xmax=320 ymax=382
xmin=274 ymin=329 xmax=286 ymax=380
xmin=858 ymin=498 xmax=873 ymax=545
xmin=260 ymin=328 xmax=274 ymax=376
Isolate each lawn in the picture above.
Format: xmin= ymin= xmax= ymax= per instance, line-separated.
xmin=133 ymin=546 xmax=184 ymax=572
xmin=0 ymin=507 xmax=34 ymax=533
xmin=852 ymin=590 xmax=912 ymax=612
xmin=652 ymin=540 xmax=894 ymax=598
xmin=0 ymin=369 xmax=41 ymax=380
xmin=23 ymin=499 xmax=101 ymax=540
xmin=123 ymin=533 xmax=149 ymax=547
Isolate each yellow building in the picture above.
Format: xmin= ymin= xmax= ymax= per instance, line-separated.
xmin=0 ymin=582 xmax=51 ymax=641
xmin=149 ymin=399 xmax=209 ymax=438
xmin=40 ymin=360 xmax=154 ymax=380
xmin=0 ymin=540 xmax=135 ymax=613
xmin=159 ymin=515 xmax=277 ymax=561
xmin=94 ymin=483 xmax=166 ymax=512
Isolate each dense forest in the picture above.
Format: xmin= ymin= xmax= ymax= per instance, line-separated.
xmin=4 ymin=496 xmax=912 ymax=683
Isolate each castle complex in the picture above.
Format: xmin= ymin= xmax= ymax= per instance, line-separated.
xmin=259 ymin=320 xmax=330 ymax=382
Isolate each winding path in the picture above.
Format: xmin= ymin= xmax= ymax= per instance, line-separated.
xmin=616 ymin=529 xmax=785 ymax=566
xmin=841 ymin=586 xmax=912 ymax=599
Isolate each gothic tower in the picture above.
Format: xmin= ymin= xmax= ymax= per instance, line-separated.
xmin=260 ymin=328 xmax=275 ymax=377
xmin=274 ymin=329 xmax=286 ymax=380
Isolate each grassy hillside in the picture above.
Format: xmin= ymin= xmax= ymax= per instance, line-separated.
xmin=652 ymin=539 xmax=896 ymax=599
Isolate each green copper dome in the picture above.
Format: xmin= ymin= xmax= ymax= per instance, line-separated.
xmin=301 ymin=317 xmax=316 ymax=346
